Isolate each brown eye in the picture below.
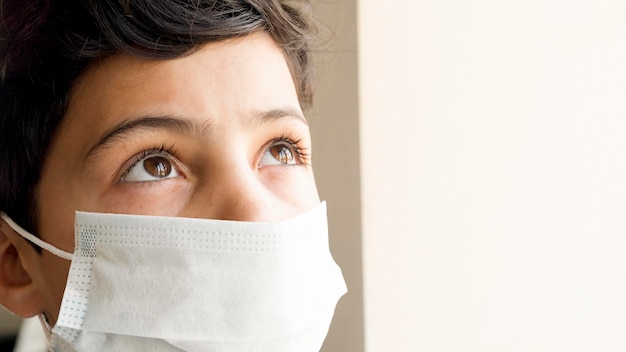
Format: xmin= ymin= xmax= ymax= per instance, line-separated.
xmin=122 ymin=151 xmax=180 ymax=183
xmin=259 ymin=138 xmax=308 ymax=168
xmin=269 ymin=144 xmax=296 ymax=165
xmin=143 ymin=156 xmax=172 ymax=178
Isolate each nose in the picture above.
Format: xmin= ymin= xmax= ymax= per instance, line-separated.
xmin=196 ymin=170 xmax=280 ymax=223
xmin=216 ymin=185 xmax=277 ymax=222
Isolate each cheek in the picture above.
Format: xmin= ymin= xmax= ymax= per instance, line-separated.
xmin=261 ymin=166 xmax=320 ymax=210
xmin=38 ymin=251 xmax=72 ymax=323
xmin=96 ymin=180 xmax=193 ymax=216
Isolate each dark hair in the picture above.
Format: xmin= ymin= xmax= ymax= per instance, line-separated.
xmin=0 ymin=0 xmax=315 ymax=235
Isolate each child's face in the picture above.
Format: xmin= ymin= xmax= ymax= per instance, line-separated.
xmin=32 ymin=31 xmax=320 ymax=324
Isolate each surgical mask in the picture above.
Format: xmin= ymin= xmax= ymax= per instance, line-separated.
xmin=1 ymin=202 xmax=346 ymax=352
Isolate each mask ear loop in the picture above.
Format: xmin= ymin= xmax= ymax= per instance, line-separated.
xmin=38 ymin=314 xmax=52 ymax=342
xmin=0 ymin=212 xmax=73 ymax=260
xmin=1 ymin=213 xmax=69 ymax=341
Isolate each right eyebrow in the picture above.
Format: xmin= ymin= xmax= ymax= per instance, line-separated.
xmin=83 ymin=116 xmax=212 ymax=163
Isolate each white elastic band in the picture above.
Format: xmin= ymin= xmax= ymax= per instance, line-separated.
xmin=0 ymin=212 xmax=73 ymax=261
xmin=38 ymin=314 xmax=52 ymax=342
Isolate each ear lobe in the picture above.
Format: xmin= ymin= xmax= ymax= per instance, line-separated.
xmin=0 ymin=220 xmax=45 ymax=318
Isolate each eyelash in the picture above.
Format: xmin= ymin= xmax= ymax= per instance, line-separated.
xmin=270 ymin=135 xmax=311 ymax=165
xmin=119 ymin=144 xmax=178 ymax=181
xmin=119 ymin=134 xmax=310 ymax=182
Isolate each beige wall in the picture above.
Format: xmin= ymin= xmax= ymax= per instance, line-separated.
xmin=310 ymin=1 xmax=364 ymax=351
xmin=314 ymin=0 xmax=626 ymax=351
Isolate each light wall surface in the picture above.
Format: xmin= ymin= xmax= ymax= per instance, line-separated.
xmin=310 ymin=1 xmax=364 ymax=351
xmin=313 ymin=0 xmax=626 ymax=351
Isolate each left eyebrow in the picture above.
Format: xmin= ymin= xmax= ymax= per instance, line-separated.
xmin=246 ymin=107 xmax=308 ymax=129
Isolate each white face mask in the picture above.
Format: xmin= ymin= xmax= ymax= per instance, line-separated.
xmin=2 ymin=202 xmax=346 ymax=352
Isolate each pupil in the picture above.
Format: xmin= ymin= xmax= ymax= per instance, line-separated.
xmin=271 ymin=146 xmax=293 ymax=164
xmin=144 ymin=156 xmax=171 ymax=177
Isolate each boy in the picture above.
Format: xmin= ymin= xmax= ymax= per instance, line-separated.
xmin=0 ymin=1 xmax=345 ymax=350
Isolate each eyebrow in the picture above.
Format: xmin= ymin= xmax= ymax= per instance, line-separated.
xmin=84 ymin=108 xmax=307 ymax=162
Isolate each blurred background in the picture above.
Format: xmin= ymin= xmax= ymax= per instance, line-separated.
xmin=311 ymin=0 xmax=626 ymax=351
xmin=0 ymin=312 xmax=21 ymax=349
xmin=3 ymin=0 xmax=626 ymax=351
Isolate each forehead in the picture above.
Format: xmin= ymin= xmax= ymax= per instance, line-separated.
xmin=56 ymin=31 xmax=300 ymax=154
xmin=76 ymin=32 xmax=287 ymax=93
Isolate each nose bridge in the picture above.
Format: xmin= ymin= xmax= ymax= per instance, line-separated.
xmin=209 ymin=165 xmax=277 ymax=223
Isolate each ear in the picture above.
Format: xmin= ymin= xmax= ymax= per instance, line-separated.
xmin=0 ymin=218 xmax=45 ymax=318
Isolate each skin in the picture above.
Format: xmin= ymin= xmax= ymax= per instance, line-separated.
xmin=0 ymin=31 xmax=320 ymax=326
